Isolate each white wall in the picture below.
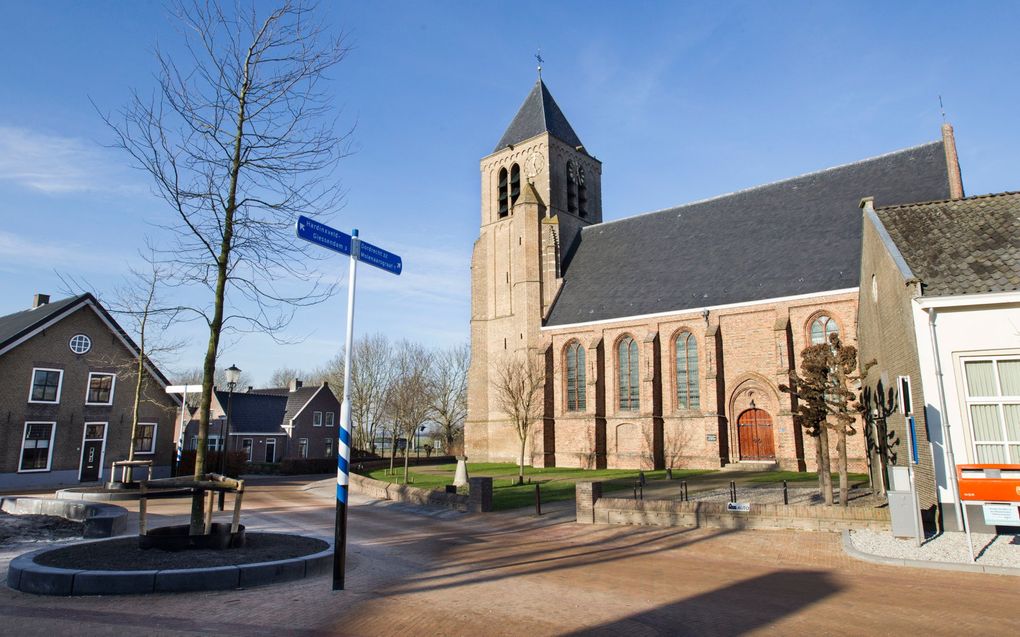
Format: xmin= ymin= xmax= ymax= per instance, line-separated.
xmin=912 ymin=296 xmax=1020 ymax=509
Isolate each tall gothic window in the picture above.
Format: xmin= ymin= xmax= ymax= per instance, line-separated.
xmin=810 ymin=315 xmax=839 ymax=345
xmin=675 ymin=332 xmax=700 ymax=409
xmin=578 ymin=166 xmax=588 ymax=218
xmin=618 ymin=336 xmax=639 ymax=411
xmin=497 ymin=167 xmax=509 ymax=218
xmin=510 ymin=163 xmax=521 ymax=206
xmin=566 ymin=161 xmax=578 ymax=214
xmin=565 ymin=341 xmax=586 ymax=411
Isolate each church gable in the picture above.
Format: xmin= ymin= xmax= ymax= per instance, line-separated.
xmin=545 ymin=141 xmax=952 ymax=326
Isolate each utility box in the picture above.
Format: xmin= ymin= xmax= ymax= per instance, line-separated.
xmin=887 ymin=466 xmax=920 ymax=538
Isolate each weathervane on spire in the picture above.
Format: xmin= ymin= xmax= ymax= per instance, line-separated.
xmin=535 ymin=49 xmax=544 ymax=79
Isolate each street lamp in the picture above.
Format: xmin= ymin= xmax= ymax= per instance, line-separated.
xmin=416 ymin=424 xmax=426 ymax=462
xmin=219 ymin=364 xmax=241 ymax=510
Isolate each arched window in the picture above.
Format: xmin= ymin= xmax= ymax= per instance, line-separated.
xmin=578 ymin=166 xmax=588 ymax=218
xmin=810 ymin=315 xmax=839 ymax=345
xmin=676 ymin=332 xmax=700 ymax=409
xmin=618 ymin=336 xmax=639 ymax=411
xmin=497 ymin=168 xmax=509 ymax=218
xmin=510 ymin=164 xmax=521 ymax=207
xmin=565 ymin=341 xmax=586 ymax=411
xmin=566 ymin=161 xmax=578 ymax=214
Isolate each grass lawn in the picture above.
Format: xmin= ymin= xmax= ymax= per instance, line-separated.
xmin=747 ymin=470 xmax=870 ymax=485
xmin=362 ymin=463 xmax=715 ymax=511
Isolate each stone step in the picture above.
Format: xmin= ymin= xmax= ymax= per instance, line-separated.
xmin=720 ymin=461 xmax=780 ymax=472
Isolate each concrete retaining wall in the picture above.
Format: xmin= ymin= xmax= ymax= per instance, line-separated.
xmin=349 ymin=473 xmax=492 ymax=513
xmin=1 ymin=497 xmax=127 ymax=538
xmin=575 ymin=481 xmax=890 ymax=532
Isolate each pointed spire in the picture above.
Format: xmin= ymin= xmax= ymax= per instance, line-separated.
xmin=493 ymin=80 xmax=583 ymax=152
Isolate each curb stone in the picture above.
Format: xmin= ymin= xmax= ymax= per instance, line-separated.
xmin=6 ymin=535 xmax=335 ymax=596
xmin=841 ymin=529 xmax=1020 ymax=577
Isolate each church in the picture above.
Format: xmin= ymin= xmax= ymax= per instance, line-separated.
xmin=465 ymin=79 xmax=963 ymax=472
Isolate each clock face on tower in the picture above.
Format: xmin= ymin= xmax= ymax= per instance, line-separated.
xmin=524 ymin=151 xmax=543 ymax=181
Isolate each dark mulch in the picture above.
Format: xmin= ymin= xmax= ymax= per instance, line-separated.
xmin=35 ymin=533 xmax=329 ymax=571
xmin=0 ymin=510 xmax=84 ymax=546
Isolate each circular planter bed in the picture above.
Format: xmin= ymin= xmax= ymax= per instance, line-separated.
xmin=8 ymin=533 xmax=334 ymax=596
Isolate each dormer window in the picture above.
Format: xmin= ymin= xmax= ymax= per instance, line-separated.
xmin=498 ymin=168 xmax=509 ymax=218
xmin=510 ymin=164 xmax=521 ymax=206
xmin=578 ymin=166 xmax=588 ymax=218
xmin=567 ymin=161 xmax=577 ymax=214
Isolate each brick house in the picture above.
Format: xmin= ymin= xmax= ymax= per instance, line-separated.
xmin=467 ymin=79 xmax=960 ymax=472
xmin=858 ymin=189 xmax=1020 ymax=531
xmin=181 ymin=379 xmax=341 ymax=463
xmin=0 ymin=293 xmax=178 ymax=489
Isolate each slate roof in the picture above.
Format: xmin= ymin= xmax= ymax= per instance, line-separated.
xmin=876 ymin=192 xmax=1020 ymax=296
xmin=0 ymin=294 xmax=88 ymax=350
xmin=494 ymin=79 xmax=583 ymax=152
xmin=281 ymin=385 xmax=326 ymax=424
xmin=545 ymin=141 xmax=952 ymax=326
xmin=214 ymin=390 xmax=289 ymax=434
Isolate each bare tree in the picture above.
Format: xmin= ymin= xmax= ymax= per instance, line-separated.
xmin=350 ymin=334 xmax=394 ymax=455
xmin=176 ymin=366 xmax=255 ymax=393
xmin=492 ymin=352 xmax=545 ymax=486
xmin=268 ymin=366 xmax=305 ymax=388
xmin=662 ymin=423 xmax=694 ymax=473
xmin=781 ymin=334 xmax=873 ymax=506
xmin=430 ymin=343 xmax=469 ymax=455
xmin=102 ymin=1 xmax=351 ymax=534
xmin=386 ymin=342 xmax=434 ymax=483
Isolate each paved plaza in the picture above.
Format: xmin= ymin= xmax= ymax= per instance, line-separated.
xmin=0 ymin=477 xmax=1015 ymax=636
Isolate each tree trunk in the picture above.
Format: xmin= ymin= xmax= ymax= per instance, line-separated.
xmin=517 ymin=431 xmax=526 ymax=486
xmin=402 ymin=435 xmax=410 ymax=484
xmin=818 ymin=426 xmax=833 ymax=506
xmin=837 ymin=428 xmax=849 ymax=507
xmin=126 ymin=306 xmax=147 ymax=483
xmin=389 ymin=427 xmax=397 ymax=475
xmin=814 ymin=431 xmax=825 ymax=497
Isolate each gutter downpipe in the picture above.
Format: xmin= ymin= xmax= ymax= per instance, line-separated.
xmin=925 ymin=307 xmax=964 ymax=531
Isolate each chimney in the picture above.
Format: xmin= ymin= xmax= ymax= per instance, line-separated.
xmin=289 ymin=378 xmax=303 ymax=392
xmin=246 ymin=386 xmax=254 ymax=393
xmin=942 ymin=122 xmax=964 ymax=200
xmin=32 ymin=293 xmax=50 ymax=309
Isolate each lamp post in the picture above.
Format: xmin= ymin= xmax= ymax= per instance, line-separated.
xmin=218 ymin=364 xmax=241 ymax=510
xmin=416 ymin=425 xmax=426 ymax=462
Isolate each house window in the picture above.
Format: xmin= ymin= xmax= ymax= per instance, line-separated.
xmin=510 ymin=163 xmax=521 ymax=206
xmin=962 ymin=357 xmax=1020 ymax=463
xmin=241 ymin=438 xmax=253 ymax=462
xmin=325 ymin=412 xmax=335 ymax=427
xmin=497 ymin=167 xmax=509 ymax=217
xmin=134 ymin=423 xmax=157 ymax=454
xmin=676 ymin=332 xmax=700 ymax=409
xmin=325 ymin=438 xmax=334 ymax=458
xmin=69 ymin=334 xmax=92 ymax=354
xmin=313 ymin=411 xmax=323 ymax=427
xmin=298 ymin=438 xmax=309 ymax=459
xmin=809 ymin=315 xmax=839 ymax=345
xmin=565 ymin=340 xmax=586 ymax=411
xmin=566 ymin=161 xmax=578 ymax=214
xmin=207 ymin=435 xmax=222 ymax=452
xmin=618 ymin=336 xmax=639 ymax=411
xmin=29 ymin=368 xmax=62 ymax=403
xmin=86 ymin=372 xmax=115 ymax=405
xmin=578 ymin=166 xmax=588 ymax=218
xmin=265 ymin=438 xmax=277 ymax=463
xmin=20 ymin=422 xmax=55 ymax=472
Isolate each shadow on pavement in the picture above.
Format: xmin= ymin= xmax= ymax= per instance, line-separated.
xmin=562 ymin=570 xmax=841 ymax=636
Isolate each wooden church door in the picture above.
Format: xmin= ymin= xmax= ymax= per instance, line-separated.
xmin=737 ymin=408 xmax=775 ymax=461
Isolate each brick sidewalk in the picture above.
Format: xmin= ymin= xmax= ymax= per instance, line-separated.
xmin=0 ymin=481 xmax=1014 ymax=636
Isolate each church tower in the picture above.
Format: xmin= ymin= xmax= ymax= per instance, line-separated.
xmin=465 ymin=79 xmax=602 ymax=464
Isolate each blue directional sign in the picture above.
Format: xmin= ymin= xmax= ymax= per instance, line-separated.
xmin=296 ymin=215 xmax=402 ymax=276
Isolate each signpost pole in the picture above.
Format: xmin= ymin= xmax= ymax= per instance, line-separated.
xmin=334 ymin=229 xmax=359 ymax=591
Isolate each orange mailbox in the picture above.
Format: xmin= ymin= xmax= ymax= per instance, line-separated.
xmin=956 ymin=464 xmax=1020 ymax=502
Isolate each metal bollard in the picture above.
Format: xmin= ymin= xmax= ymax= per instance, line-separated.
xmin=730 ymin=481 xmax=736 ymax=503
xmin=682 ymin=480 xmax=689 ymax=502
xmin=783 ymin=480 xmax=788 ymax=505
xmin=534 ymin=483 xmax=542 ymax=515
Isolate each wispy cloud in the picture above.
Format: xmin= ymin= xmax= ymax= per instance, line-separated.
xmin=0 ymin=230 xmax=112 ymax=271
xmin=0 ymin=125 xmax=138 ymax=194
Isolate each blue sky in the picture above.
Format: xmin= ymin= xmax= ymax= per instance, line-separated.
xmin=1 ymin=1 xmax=1018 ymax=385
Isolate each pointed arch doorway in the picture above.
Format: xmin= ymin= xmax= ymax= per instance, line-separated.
xmin=737 ymin=408 xmax=775 ymax=461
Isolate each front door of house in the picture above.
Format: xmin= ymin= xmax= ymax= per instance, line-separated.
xmin=79 ymin=423 xmax=106 ymax=482
xmin=265 ymin=438 xmax=276 ymax=463
xmin=737 ymin=409 xmax=775 ymax=461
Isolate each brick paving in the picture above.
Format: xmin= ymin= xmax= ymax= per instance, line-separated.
xmin=0 ymin=477 xmax=1015 ymax=636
